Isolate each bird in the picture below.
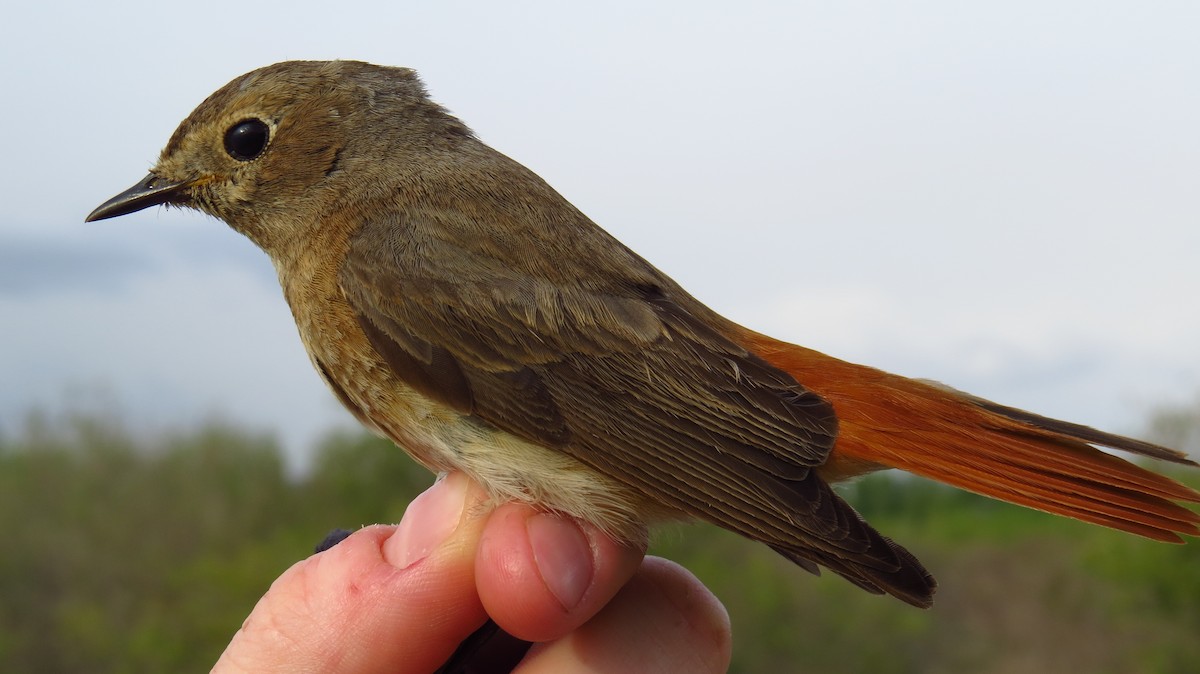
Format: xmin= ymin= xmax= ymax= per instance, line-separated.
xmin=87 ymin=60 xmax=1199 ymax=609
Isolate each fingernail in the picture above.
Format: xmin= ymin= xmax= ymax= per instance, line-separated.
xmin=527 ymin=513 xmax=594 ymax=611
xmin=386 ymin=472 xmax=468 ymax=569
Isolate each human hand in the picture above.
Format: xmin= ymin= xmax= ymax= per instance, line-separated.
xmin=212 ymin=472 xmax=732 ymax=673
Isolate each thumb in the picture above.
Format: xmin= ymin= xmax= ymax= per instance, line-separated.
xmin=213 ymin=472 xmax=491 ymax=674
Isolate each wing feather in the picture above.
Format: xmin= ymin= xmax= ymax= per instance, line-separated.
xmin=339 ymin=207 xmax=934 ymax=604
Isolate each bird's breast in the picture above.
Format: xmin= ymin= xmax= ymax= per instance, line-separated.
xmin=270 ymin=225 xmax=650 ymax=536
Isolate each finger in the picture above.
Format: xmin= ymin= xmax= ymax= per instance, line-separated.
xmin=213 ymin=472 xmax=493 ymax=674
xmin=475 ymin=503 xmax=646 ymax=643
xmin=516 ymin=557 xmax=732 ymax=674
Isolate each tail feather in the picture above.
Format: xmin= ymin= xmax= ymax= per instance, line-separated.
xmin=736 ymin=330 xmax=1200 ymax=543
xmin=968 ymin=394 xmax=1198 ymax=466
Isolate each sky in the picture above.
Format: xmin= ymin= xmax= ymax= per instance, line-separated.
xmin=3 ymin=1 xmax=1198 ymax=470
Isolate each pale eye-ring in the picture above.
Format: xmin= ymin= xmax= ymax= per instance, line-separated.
xmin=224 ymin=119 xmax=270 ymax=161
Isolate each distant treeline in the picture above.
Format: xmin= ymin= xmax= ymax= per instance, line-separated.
xmin=1 ymin=408 xmax=1197 ymax=673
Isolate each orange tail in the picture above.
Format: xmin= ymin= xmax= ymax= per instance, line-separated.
xmin=736 ymin=329 xmax=1200 ymax=543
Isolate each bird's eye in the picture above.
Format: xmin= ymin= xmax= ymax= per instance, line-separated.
xmin=224 ymin=119 xmax=270 ymax=161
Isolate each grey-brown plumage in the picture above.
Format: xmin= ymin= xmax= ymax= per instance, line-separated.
xmin=87 ymin=60 xmax=1200 ymax=610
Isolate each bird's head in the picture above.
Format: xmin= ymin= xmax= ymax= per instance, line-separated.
xmin=87 ymin=60 xmax=471 ymax=254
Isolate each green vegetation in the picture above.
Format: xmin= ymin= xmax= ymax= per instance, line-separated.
xmin=1 ymin=406 xmax=1197 ymax=673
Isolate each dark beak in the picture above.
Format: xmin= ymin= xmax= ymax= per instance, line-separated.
xmin=85 ymin=173 xmax=191 ymax=222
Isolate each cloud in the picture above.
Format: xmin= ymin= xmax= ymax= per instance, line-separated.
xmin=4 ymin=0 xmax=1197 ymax=468
xmin=0 ymin=251 xmax=353 ymax=470
xmin=0 ymin=232 xmax=156 ymax=296
xmin=0 ymin=212 xmax=274 ymax=298
xmin=737 ymin=284 xmax=1200 ymax=440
